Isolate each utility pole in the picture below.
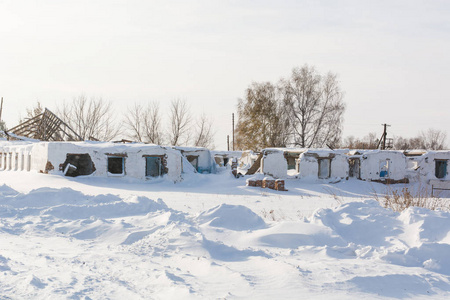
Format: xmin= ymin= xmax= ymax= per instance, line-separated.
xmin=232 ymin=113 xmax=235 ymax=151
xmin=0 ymin=97 xmax=3 ymax=123
xmin=227 ymin=135 xmax=229 ymax=151
xmin=377 ymin=123 xmax=391 ymax=150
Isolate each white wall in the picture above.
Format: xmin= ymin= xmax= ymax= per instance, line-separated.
xmin=413 ymin=151 xmax=450 ymax=182
xmin=330 ymin=155 xmax=349 ymax=179
xmin=0 ymin=141 xmax=183 ymax=182
xmin=360 ymin=151 xmax=407 ymax=181
xmin=261 ymin=151 xmax=287 ymax=179
xmin=0 ymin=141 xmax=41 ymax=172
xmin=174 ymin=147 xmax=213 ymax=173
xmin=46 ymin=142 xmax=183 ymax=181
xmin=261 ymin=149 xmax=349 ymax=180
xmin=298 ymin=151 xmax=348 ymax=180
xmin=298 ymin=153 xmax=318 ymax=179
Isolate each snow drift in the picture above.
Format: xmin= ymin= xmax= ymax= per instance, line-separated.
xmin=0 ymin=185 xmax=449 ymax=299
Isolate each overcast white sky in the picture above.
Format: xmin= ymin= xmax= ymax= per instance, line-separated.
xmin=1 ymin=0 xmax=449 ymax=149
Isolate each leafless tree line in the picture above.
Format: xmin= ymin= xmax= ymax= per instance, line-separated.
xmin=394 ymin=128 xmax=447 ymax=150
xmin=15 ymin=96 xmax=215 ymax=147
xmin=58 ymin=95 xmax=121 ymax=141
xmin=125 ymin=102 xmax=164 ymax=145
xmin=342 ymin=133 xmax=379 ymax=150
xmin=14 ymin=89 xmax=447 ymax=151
xmin=235 ymin=65 xmax=345 ymax=150
xmin=124 ymin=98 xmax=215 ymax=148
xmin=342 ymin=128 xmax=447 ymax=150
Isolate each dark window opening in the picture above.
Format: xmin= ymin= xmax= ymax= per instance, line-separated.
xmin=186 ymin=155 xmax=199 ymax=171
xmin=62 ymin=154 xmax=95 ymax=177
xmin=286 ymin=157 xmax=296 ymax=170
xmin=108 ymin=157 xmax=124 ymax=175
xmin=285 ymin=153 xmax=300 ymax=170
xmin=146 ymin=156 xmax=166 ymax=177
xmin=435 ymin=160 xmax=447 ymax=179
xmin=223 ymin=157 xmax=229 ymax=166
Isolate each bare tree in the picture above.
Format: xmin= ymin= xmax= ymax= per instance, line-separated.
xmin=282 ymin=65 xmax=345 ymax=148
xmin=342 ymin=132 xmax=379 ymax=149
xmin=193 ymin=113 xmax=215 ymax=148
xmin=419 ymin=128 xmax=447 ymax=150
xmin=393 ymin=129 xmax=447 ymax=150
xmin=363 ymin=132 xmax=379 ymax=149
xmin=124 ymin=102 xmax=164 ymax=144
xmin=168 ymin=99 xmax=191 ymax=146
xmin=408 ymin=137 xmax=423 ymax=149
xmin=58 ymin=95 xmax=121 ymax=141
xmin=19 ymin=101 xmax=44 ymax=123
xmin=394 ymin=136 xmax=422 ymax=150
xmin=125 ymin=103 xmax=144 ymax=142
xmin=143 ymin=102 xmax=164 ymax=145
xmin=343 ymin=135 xmax=356 ymax=149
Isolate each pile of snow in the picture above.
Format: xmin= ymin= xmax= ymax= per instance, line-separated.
xmin=196 ymin=203 xmax=266 ymax=231
xmin=311 ymin=200 xmax=450 ymax=276
xmin=0 ymin=184 xmax=19 ymax=197
xmin=0 ymin=187 xmax=168 ymax=220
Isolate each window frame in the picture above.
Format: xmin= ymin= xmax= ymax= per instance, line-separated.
xmin=435 ymin=159 xmax=448 ymax=179
xmin=107 ymin=156 xmax=125 ymax=176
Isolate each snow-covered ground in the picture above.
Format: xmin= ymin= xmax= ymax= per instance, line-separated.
xmin=0 ymin=171 xmax=449 ymax=299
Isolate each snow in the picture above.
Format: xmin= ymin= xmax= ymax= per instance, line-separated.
xmin=173 ymin=146 xmax=214 ymax=173
xmin=360 ymin=150 xmax=408 ymax=181
xmin=261 ymin=148 xmax=350 ymax=180
xmin=0 ymin=141 xmax=184 ymax=182
xmin=261 ymin=150 xmax=287 ymax=178
xmin=0 ymin=171 xmax=449 ymax=299
xmin=410 ymin=151 xmax=450 ymax=181
xmin=197 ymin=204 xmax=266 ymax=231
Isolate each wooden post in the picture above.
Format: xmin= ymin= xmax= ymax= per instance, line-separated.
xmin=0 ymin=97 xmax=3 ymax=123
xmin=232 ymin=113 xmax=235 ymax=151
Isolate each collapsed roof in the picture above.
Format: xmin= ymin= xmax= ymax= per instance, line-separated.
xmin=6 ymin=108 xmax=82 ymax=142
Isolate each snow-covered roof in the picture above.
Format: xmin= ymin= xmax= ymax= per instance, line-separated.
xmin=263 ymin=147 xmax=307 ymax=154
xmin=211 ymin=150 xmax=242 ymax=157
xmin=403 ymin=149 xmax=427 ymax=156
xmin=0 ymin=140 xmax=169 ymax=152
xmin=172 ymin=146 xmax=210 ymax=152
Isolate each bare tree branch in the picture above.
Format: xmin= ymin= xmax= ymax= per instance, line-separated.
xmin=419 ymin=129 xmax=447 ymax=150
xmin=143 ymin=102 xmax=164 ymax=144
xmin=124 ymin=103 xmax=144 ymax=142
xmin=58 ymin=95 xmax=121 ymax=141
xmin=193 ymin=113 xmax=215 ymax=148
xmin=283 ymin=65 xmax=345 ymax=148
xmin=168 ymin=99 xmax=192 ymax=146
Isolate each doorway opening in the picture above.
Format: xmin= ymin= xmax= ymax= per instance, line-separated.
xmin=62 ymin=154 xmax=95 ymax=177
xmin=318 ymin=158 xmax=331 ymax=179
